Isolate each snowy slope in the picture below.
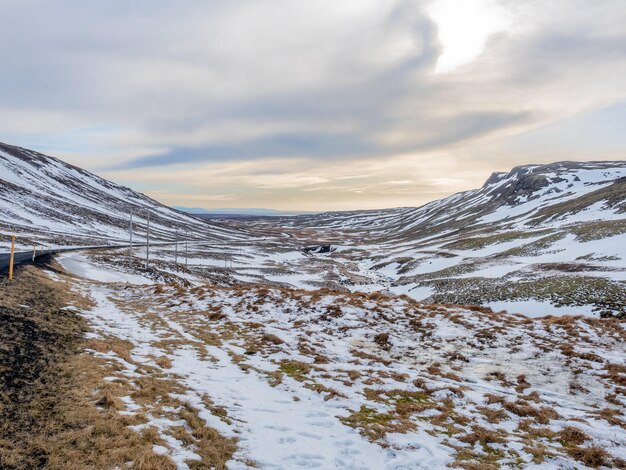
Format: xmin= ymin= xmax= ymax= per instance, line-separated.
xmin=244 ymin=161 xmax=626 ymax=316
xmin=56 ymin=254 xmax=626 ymax=469
xmin=293 ymin=161 xmax=626 ymax=238
xmin=0 ymin=142 xmax=247 ymax=249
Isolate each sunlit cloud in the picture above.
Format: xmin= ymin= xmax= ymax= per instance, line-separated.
xmin=429 ymin=0 xmax=509 ymax=73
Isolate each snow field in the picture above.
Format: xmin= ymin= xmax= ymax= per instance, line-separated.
xmin=54 ymin=253 xmax=626 ymax=469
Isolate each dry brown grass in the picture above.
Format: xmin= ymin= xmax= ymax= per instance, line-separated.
xmin=484 ymin=393 xmax=506 ymax=406
xmin=604 ymin=363 xmax=626 ymax=387
xmin=523 ymin=445 xmax=552 ymax=464
xmin=207 ymin=311 xmax=227 ymax=321
xmin=444 ymin=351 xmax=469 ymax=363
xmin=503 ymin=399 xmax=560 ymax=424
xmin=155 ymin=355 xmax=173 ymax=369
xmin=346 ymin=369 xmax=361 ymax=381
xmin=351 ymin=348 xmax=392 ymax=366
xmin=85 ymin=337 xmax=135 ymax=363
xmin=476 ymin=406 xmax=507 ymax=424
xmin=134 ymin=450 xmax=177 ymax=470
xmin=559 ymin=344 xmax=603 ymax=363
xmin=523 ymin=424 xmax=556 ymax=440
xmin=566 ymin=445 xmax=612 ymax=468
xmin=515 ymin=374 xmax=531 ymax=394
xmin=178 ymin=403 xmax=237 ymax=469
xmin=484 ymin=371 xmax=512 ymax=386
xmin=593 ymin=408 xmax=626 ymax=429
xmin=458 ymin=425 xmax=506 ymax=446
xmin=373 ymin=332 xmax=391 ymax=350
xmin=524 ymin=390 xmax=541 ymax=403
xmin=559 ymin=426 xmax=589 ymax=446
xmin=262 ymin=333 xmax=284 ymax=345
xmin=0 ymin=265 xmax=237 ymax=470
xmin=1 ymin=339 xmax=175 ymax=470
xmin=131 ymin=374 xmax=185 ymax=407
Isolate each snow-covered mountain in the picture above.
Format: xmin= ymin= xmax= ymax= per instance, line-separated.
xmin=0 ymin=142 xmax=247 ymax=250
xmin=247 ymin=161 xmax=626 ymax=316
xmin=293 ymin=161 xmax=626 ymax=239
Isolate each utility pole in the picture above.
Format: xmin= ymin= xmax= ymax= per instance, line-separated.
xmin=174 ymin=228 xmax=178 ymax=267
xmin=129 ymin=209 xmax=134 ymax=269
xmin=145 ymin=211 xmax=151 ymax=269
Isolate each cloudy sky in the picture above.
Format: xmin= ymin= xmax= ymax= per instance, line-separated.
xmin=1 ymin=0 xmax=625 ymax=211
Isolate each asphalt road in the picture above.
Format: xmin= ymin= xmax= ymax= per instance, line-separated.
xmin=0 ymin=242 xmax=176 ymax=274
xmin=0 ymin=245 xmax=130 ymax=273
xmin=0 ymin=249 xmax=55 ymax=272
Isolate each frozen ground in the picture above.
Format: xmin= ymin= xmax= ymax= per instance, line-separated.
xmin=486 ymin=299 xmax=597 ymax=318
xmin=54 ymin=252 xmax=626 ymax=469
xmin=57 ymin=252 xmax=153 ymax=285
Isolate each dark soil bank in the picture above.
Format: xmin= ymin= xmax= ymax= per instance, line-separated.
xmin=0 ymin=266 xmax=85 ymax=469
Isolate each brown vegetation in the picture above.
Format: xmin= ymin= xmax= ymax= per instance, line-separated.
xmin=0 ymin=265 xmax=236 ymax=470
xmin=0 ymin=267 xmax=176 ymax=469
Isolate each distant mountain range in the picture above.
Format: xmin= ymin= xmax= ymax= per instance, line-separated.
xmin=173 ymin=206 xmax=315 ymax=217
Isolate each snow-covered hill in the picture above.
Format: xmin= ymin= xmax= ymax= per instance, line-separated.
xmin=293 ymin=161 xmax=626 ymax=237
xmin=0 ymin=142 xmax=246 ymax=250
xmin=244 ymin=161 xmax=626 ymax=317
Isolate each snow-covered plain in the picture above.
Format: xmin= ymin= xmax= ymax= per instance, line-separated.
xmin=53 ymin=252 xmax=626 ymax=469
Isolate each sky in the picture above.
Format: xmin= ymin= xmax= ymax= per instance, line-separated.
xmin=0 ymin=0 xmax=625 ymax=211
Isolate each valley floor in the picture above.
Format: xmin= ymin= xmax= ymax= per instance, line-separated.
xmin=2 ymin=252 xmax=623 ymax=469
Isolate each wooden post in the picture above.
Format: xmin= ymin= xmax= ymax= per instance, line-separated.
xmin=32 ymin=243 xmax=36 ymax=262
xmin=185 ymin=230 xmax=188 ymax=268
xmin=145 ymin=211 xmax=151 ymax=269
xmin=8 ymin=235 xmax=15 ymax=281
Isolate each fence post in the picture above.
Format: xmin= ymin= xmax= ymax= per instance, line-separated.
xmin=185 ymin=230 xmax=188 ymax=268
xmin=8 ymin=235 xmax=15 ymax=281
xmin=32 ymin=243 xmax=36 ymax=262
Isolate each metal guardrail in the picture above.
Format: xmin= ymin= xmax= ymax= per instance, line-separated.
xmin=0 ymin=243 xmax=134 ymax=276
xmin=0 ymin=241 xmax=181 ymax=278
xmin=1 ymin=229 xmax=248 ymax=280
